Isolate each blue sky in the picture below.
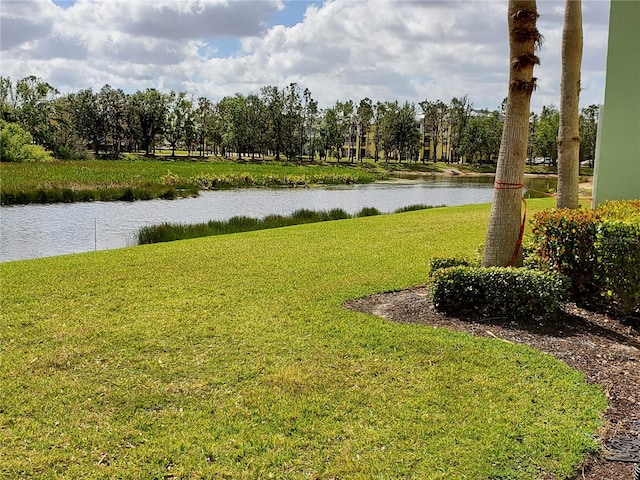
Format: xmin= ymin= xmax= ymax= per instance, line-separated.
xmin=51 ymin=0 xmax=74 ymax=7
xmin=200 ymin=1 xmax=323 ymax=58
xmin=270 ymin=0 xmax=323 ymax=27
xmin=2 ymin=0 xmax=611 ymax=112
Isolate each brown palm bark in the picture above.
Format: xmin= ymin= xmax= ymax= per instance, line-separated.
xmin=557 ymin=0 xmax=583 ymax=209
xmin=483 ymin=0 xmax=540 ymax=267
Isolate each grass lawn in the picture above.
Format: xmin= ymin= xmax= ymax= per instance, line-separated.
xmin=0 ymin=198 xmax=606 ymax=478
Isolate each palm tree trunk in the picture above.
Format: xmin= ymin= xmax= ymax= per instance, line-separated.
xmin=483 ymin=0 xmax=540 ymax=267
xmin=557 ymin=0 xmax=583 ymax=209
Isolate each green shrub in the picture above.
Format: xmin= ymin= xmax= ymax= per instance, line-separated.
xmin=428 ymin=257 xmax=476 ymax=278
xmin=597 ymin=199 xmax=640 ymax=222
xmin=429 ymin=266 xmax=570 ymax=322
xmin=596 ymin=201 xmax=640 ymax=313
xmin=51 ymin=138 xmax=92 ymax=160
xmin=529 ymin=208 xmax=600 ymax=298
xmin=121 ymin=153 xmax=141 ymax=161
xmin=0 ymin=121 xmax=52 ymax=162
xmin=595 ymin=220 xmax=640 ymax=314
xmin=529 ymin=200 xmax=640 ymax=315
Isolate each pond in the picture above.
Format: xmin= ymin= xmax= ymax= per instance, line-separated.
xmin=0 ymin=175 xmax=555 ymax=262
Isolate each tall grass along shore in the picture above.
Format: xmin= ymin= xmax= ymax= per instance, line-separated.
xmin=0 ymin=159 xmax=385 ymax=205
xmin=0 ymin=198 xmax=606 ymax=478
xmin=137 ymin=205 xmax=436 ymax=244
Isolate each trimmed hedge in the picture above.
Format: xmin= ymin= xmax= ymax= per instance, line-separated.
xmin=598 ymin=199 xmax=640 ymax=222
xmin=529 ymin=208 xmax=599 ymax=297
xmin=429 ymin=266 xmax=570 ymax=322
xmin=530 ymin=200 xmax=640 ymax=315
xmin=428 ymin=257 xmax=476 ymax=278
xmin=596 ymin=220 xmax=640 ymax=313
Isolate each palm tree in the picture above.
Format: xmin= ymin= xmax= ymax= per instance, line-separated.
xmin=482 ymin=0 xmax=541 ymax=267
xmin=556 ymin=0 xmax=583 ymax=209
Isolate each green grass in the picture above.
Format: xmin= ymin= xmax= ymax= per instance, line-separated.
xmin=0 ymin=159 xmax=385 ymax=205
xmin=1 ymin=156 xmax=574 ymax=205
xmin=136 ymin=205 xmax=437 ymax=245
xmin=0 ymin=198 xmax=606 ymax=479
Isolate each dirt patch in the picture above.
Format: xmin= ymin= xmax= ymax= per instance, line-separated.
xmin=345 ymin=286 xmax=640 ymax=479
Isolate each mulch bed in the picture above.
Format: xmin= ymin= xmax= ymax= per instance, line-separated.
xmin=345 ymin=286 xmax=640 ymax=479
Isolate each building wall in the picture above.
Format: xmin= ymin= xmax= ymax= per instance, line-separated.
xmin=592 ymin=0 xmax=640 ymax=205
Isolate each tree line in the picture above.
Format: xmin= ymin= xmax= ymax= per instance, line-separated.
xmin=0 ymin=75 xmax=598 ymax=164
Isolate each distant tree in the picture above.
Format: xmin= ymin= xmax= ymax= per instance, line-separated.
xmin=532 ymin=105 xmax=559 ymax=163
xmin=527 ymin=111 xmax=539 ymax=163
xmin=122 ymin=94 xmax=140 ymax=153
xmin=245 ymin=93 xmax=266 ymax=159
xmin=319 ymin=107 xmax=341 ymax=160
xmin=448 ymin=96 xmax=473 ymax=163
xmin=483 ymin=0 xmax=540 ymax=267
xmin=98 ymin=85 xmax=127 ymax=156
xmin=8 ymin=77 xmax=591 ymax=167
xmin=374 ymin=100 xmax=420 ymax=162
xmin=219 ymin=94 xmax=248 ymax=160
xmin=356 ymin=97 xmax=374 ymax=162
xmin=556 ymin=0 xmax=583 ymax=209
xmin=334 ymin=100 xmax=355 ymax=162
xmin=378 ymin=101 xmax=399 ymax=161
xmin=302 ymin=89 xmax=319 ymax=160
xmin=261 ymin=85 xmax=285 ymax=161
xmin=419 ymin=100 xmax=447 ymax=161
xmin=166 ymin=91 xmax=194 ymax=157
xmin=579 ymin=104 xmax=598 ymax=165
xmin=372 ymin=101 xmax=386 ymax=162
xmin=183 ymin=100 xmax=196 ymax=157
xmin=282 ymin=83 xmax=302 ymax=161
xmin=459 ymin=110 xmax=503 ymax=163
xmin=313 ymin=110 xmax=327 ymax=162
xmin=195 ymin=97 xmax=213 ymax=156
xmin=132 ymin=89 xmax=168 ymax=155
xmin=481 ymin=111 xmax=504 ymax=162
xmin=458 ymin=115 xmax=485 ymax=162
xmin=0 ymin=77 xmax=18 ymax=122
xmin=395 ymin=101 xmax=420 ymax=162
xmin=219 ymin=93 xmax=264 ymax=160
xmin=15 ymin=76 xmax=59 ymax=147
xmin=300 ymin=88 xmax=318 ymax=159
xmin=72 ymin=88 xmax=103 ymax=155
xmin=210 ymin=101 xmax=227 ymax=156
xmin=48 ymin=94 xmax=83 ymax=159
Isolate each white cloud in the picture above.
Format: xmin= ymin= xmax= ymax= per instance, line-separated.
xmin=0 ymin=0 xmax=610 ymax=112
xmin=197 ymin=0 xmax=511 ymax=107
xmin=78 ymin=0 xmax=283 ymax=40
xmin=0 ymin=0 xmax=57 ymax=48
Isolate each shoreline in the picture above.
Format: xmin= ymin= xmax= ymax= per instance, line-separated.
xmin=390 ymin=169 xmax=593 ymax=197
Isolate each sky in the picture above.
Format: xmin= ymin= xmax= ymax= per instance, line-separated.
xmin=0 ymin=0 xmax=611 ymax=112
